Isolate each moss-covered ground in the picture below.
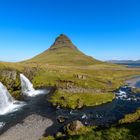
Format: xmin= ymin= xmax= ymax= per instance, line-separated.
xmin=0 ymin=62 xmax=140 ymax=108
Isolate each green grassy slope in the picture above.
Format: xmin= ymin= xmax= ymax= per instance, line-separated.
xmin=24 ymin=34 xmax=102 ymax=66
xmin=26 ymin=47 xmax=101 ymax=66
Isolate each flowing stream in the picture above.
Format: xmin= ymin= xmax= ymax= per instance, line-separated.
xmin=0 ymin=74 xmax=140 ymax=136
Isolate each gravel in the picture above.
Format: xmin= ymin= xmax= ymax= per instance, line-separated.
xmin=0 ymin=114 xmax=53 ymax=140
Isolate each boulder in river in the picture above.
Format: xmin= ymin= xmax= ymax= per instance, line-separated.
xmin=64 ymin=120 xmax=84 ymax=132
xmin=57 ymin=116 xmax=68 ymax=123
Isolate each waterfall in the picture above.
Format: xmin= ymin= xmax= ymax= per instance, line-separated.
xmin=20 ymin=74 xmax=35 ymax=95
xmin=20 ymin=74 xmax=47 ymax=97
xmin=0 ymin=82 xmax=23 ymax=115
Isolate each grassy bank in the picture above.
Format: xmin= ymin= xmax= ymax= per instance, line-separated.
xmin=62 ymin=109 xmax=140 ymax=140
xmin=41 ymin=121 xmax=140 ymax=140
xmin=50 ymin=90 xmax=115 ymax=109
xmin=119 ymin=108 xmax=140 ymax=124
xmin=62 ymin=122 xmax=140 ymax=140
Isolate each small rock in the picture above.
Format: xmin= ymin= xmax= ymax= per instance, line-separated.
xmin=65 ymin=120 xmax=84 ymax=132
xmin=56 ymin=132 xmax=63 ymax=138
xmin=57 ymin=116 xmax=68 ymax=123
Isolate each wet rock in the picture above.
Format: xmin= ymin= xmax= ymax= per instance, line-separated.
xmin=64 ymin=120 xmax=84 ymax=132
xmin=57 ymin=116 xmax=68 ymax=123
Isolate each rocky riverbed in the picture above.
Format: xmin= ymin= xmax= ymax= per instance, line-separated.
xmin=0 ymin=114 xmax=53 ymax=140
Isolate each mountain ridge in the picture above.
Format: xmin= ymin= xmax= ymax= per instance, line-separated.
xmin=49 ymin=34 xmax=78 ymax=50
xmin=25 ymin=34 xmax=102 ymax=66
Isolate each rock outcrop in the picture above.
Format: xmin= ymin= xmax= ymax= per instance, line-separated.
xmin=0 ymin=69 xmax=20 ymax=90
xmin=64 ymin=120 xmax=84 ymax=133
xmin=49 ymin=34 xmax=78 ymax=50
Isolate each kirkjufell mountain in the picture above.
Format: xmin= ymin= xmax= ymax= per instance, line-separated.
xmin=25 ymin=34 xmax=101 ymax=65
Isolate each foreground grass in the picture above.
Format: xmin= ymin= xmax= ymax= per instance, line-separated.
xmin=41 ymin=110 xmax=140 ymax=140
xmin=41 ymin=121 xmax=140 ymax=140
xmin=63 ymin=109 xmax=140 ymax=140
xmin=63 ymin=122 xmax=140 ymax=140
xmin=50 ymin=90 xmax=115 ymax=109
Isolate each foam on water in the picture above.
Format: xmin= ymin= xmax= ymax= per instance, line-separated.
xmin=82 ymin=113 xmax=88 ymax=119
xmin=20 ymin=74 xmax=48 ymax=97
xmin=115 ymin=86 xmax=140 ymax=101
xmin=0 ymin=82 xmax=25 ymax=115
xmin=0 ymin=122 xmax=5 ymax=129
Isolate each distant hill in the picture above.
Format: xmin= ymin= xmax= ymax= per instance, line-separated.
xmin=107 ymin=60 xmax=140 ymax=64
xmin=24 ymin=34 xmax=102 ymax=66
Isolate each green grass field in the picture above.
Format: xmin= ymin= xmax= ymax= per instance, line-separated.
xmin=0 ymin=61 xmax=140 ymax=108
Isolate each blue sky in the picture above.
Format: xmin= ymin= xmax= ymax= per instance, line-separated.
xmin=0 ymin=0 xmax=140 ymax=62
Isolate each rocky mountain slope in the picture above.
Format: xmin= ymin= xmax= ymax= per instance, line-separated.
xmin=25 ymin=34 xmax=102 ymax=66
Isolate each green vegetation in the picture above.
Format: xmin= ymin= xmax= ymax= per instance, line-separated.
xmin=0 ymin=62 xmax=140 ymax=105
xmin=25 ymin=47 xmax=102 ymax=66
xmin=65 ymin=126 xmax=93 ymax=136
xmin=40 ymin=136 xmax=55 ymax=140
xmin=63 ymin=123 xmax=140 ymax=140
xmin=41 ymin=120 xmax=140 ymax=140
xmin=119 ymin=108 xmax=140 ymax=124
xmin=50 ymin=90 xmax=115 ymax=109
xmin=25 ymin=34 xmax=102 ymax=66
xmin=31 ymin=64 xmax=140 ymax=109
xmin=61 ymin=109 xmax=140 ymax=140
xmin=31 ymin=64 xmax=140 ymax=90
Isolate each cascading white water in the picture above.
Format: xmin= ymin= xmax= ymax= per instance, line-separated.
xmin=0 ymin=82 xmax=23 ymax=115
xmin=20 ymin=74 xmax=47 ymax=97
xmin=20 ymin=74 xmax=35 ymax=95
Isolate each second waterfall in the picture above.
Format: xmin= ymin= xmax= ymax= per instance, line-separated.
xmin=20 ymin=74 xmax=47 ymax=97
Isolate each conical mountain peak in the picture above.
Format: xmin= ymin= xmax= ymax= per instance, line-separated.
xmin=25 ymin=34 xmax=101 ymax=66
xmin=49 ymin=34 xmax=77 ymax=50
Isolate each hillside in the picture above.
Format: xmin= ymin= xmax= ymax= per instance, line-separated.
xmin=25 ymin=34 xmax=102 ymax=66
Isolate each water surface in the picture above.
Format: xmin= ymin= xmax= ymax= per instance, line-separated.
xmin=0 ymin=86 xmax=140 ymax=136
